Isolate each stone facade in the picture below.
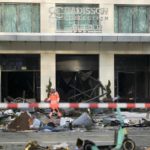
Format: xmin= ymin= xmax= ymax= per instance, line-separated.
xmin=0 ymin=0 xmax=150 ymax=101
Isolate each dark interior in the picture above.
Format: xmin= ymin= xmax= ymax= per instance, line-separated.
xmin=115 ymin=55 xmax=150 ymax=102
xmin=56 ymin=55 xmax=99 ymax=102
xmin=0 ymin=54 xmax=40 ymax=102
xmin=2 ymin=71 xmax=40 ymax=101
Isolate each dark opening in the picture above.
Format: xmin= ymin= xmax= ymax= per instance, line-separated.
xmin=0 ymin=54 xmax=40 ymax=102
xmin=118 ymin=72 xmax=135 ymax=98
xmin=115 ymin=55 xmax=150 ymax=102
xmin=2 ymin=72 xmax=33 ymax=98
xmin=56 ymin=55 xmax=99 ymax=102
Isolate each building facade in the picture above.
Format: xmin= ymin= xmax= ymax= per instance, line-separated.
xmin=0 ymin=0 xmax=150 ymax=102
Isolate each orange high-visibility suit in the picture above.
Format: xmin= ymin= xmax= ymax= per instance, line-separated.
xmin=46 ymin=91 xmax=62 ymax=118
xmin=48 ymin=91 xmax=60 ymax=110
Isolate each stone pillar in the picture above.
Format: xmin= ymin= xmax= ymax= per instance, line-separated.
xmin=41 ymin=52 xmax=56 ymax=101
xmin=0 ymin=66 xmax=1 ymax=102
xmin=99 ymin=4 xmax=114 ymax=33
xmin=99 ymin=52 xmax=114 ymax=97
xmin=41 ymin=3 xmax=56 ymax=33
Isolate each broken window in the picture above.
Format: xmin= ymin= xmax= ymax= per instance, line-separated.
xmin=56 ymin=55 xmax=99 ymax=102
xmin=115 ymin=55 xmax=150 ymax=102
xmin=0 ymin=54 xmax=40 ymax=102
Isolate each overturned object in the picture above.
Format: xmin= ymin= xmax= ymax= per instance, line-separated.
xmin=72 ymin=112 xmax=93 ymax=128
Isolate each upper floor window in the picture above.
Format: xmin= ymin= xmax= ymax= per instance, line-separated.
xmin=115 ymin=6 xmax=150 ymax=33
xmin=56 ymin=4 xmax=100 ymax=33
xmin=0 ymin=3 xmax=40 ymax=32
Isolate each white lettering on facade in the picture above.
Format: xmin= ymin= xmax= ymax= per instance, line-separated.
xmin=49 ymin=6 xmax=109 ymax=33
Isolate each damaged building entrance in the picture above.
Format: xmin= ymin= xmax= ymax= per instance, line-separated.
xmin=56 ymin=55 xmax=99 ymax=102
xmin=115 ymin=55 xmax=150 ymax=103
xmin=0 ymin=54 xmax=40 ymax=102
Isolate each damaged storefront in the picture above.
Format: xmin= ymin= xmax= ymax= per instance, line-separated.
xmin=1 ymin=1 xmax=150 ymax=103
xmin=1 ymin=37 xmax=150 ymax=104
xmin=115 ymin=55 xmax=150 ymax=103
xmin=56 ymin=55 xmax=99 ymax=102
xmin=0 ymin=54 xmax=40 ymax=102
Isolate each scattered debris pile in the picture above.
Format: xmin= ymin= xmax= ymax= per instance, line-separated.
xmin=7 ymin=112 xmax=31 ymax=131
xmin=0 ymin=107 xmax=150 ymax=132
xmin=0 ymin=107 xmax=150 ymax=150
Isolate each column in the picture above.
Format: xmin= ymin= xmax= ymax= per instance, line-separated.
xmin=0 ymin=66 xmax=1 ymax=102
xmin=41 ymin=52 xmax=56 ymax=101
xmin=99 ymin=52 xmax=114 ymax=97
xmin=99 ymin=3 xmax=114 ymax=33
xmin=40 ymin=3 xmax=56 ymax=33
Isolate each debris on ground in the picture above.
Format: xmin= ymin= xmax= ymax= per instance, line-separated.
xmin=24 ymin=140 xmax=51 ymax=150
xmin=75 ymin=109 xmax=136 ymax=150
xmin=0 ymin=106 xmax=150 ymax=132
xmin=0 ymin=105 xmax=150 ymax=150
xmin=7 ymin=112 xmax=31 ymax=131
xmin=53 ymin=142 xmax=69 ymax=150
xmin=76 ymin=138 xmax=100 ymax=150
xmin=72 ymin=112 xmax=93 ymax=129
xmin=24 ymin=140 xmax=70 ymax=150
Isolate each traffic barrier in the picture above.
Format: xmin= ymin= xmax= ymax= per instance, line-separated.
xmin=0 ymin=103 xmax=150 ymax=109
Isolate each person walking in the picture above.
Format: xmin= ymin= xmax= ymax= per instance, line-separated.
xmin=45 ymin=88 xmax=62 ymax=118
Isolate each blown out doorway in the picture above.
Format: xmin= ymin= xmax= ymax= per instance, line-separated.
xmin=2 ymin=71 xmax=40 ymax=102
xmin=56 ymin=55 xmax=99 ymax=102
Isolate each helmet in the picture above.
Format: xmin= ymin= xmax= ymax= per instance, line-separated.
xmin=50 ymin=88 xmax=56 ymax=93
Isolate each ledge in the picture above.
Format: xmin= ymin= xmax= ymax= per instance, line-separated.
xmin=0 ymin=33 xmax=150 ymax=42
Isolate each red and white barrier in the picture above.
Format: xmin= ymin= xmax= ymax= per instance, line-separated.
xmin=0 ymin=103 xmax=150 ymax=109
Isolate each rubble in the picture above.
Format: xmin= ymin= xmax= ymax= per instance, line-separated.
xmin=60 ymin=117 xmax=73 ymax=127
xmin=0 ymin=107 xmax=149 ymax=132
xmin=72 ymin=112 xmax=93 ymax=129
xmin=62 ymin=108 xmax=81 ymax=117
xmin=75 ymin=108 xmax=136 ymax=150
xmin=7 ymin=112 xmax=31 ymax=131
xmin=0 ymin=107 xmax=149 ymax=150
xmin=53 ymin=142 xmax=69 ymax=150
xmin=3 ymin=109 xmax=14 ymax=115
xmin=24 ymin=141 xmax=70 ymax=150
xmin=24 ymin=140 xmax=51 ymax=150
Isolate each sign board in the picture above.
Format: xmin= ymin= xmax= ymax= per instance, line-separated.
xmin=49 ymin=6 xmax=109 ymax=33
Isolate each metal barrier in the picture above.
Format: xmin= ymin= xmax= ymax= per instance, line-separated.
xmin=0 ymin=103 xmax=150 ymax=109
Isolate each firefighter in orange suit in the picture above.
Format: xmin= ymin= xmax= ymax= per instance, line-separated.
xmin=45 ymin=88 xmax=62 ymax=118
